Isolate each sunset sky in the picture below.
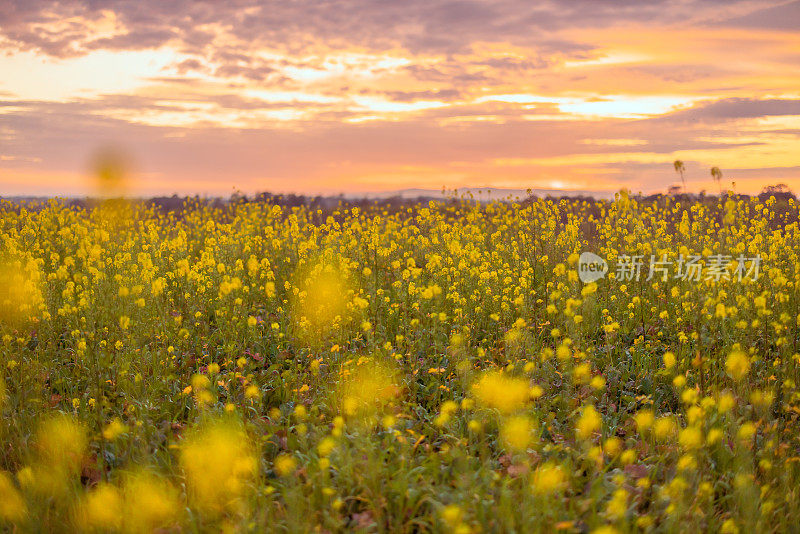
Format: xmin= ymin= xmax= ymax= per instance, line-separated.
xmin=1 ymin=0 xmax=800 ymax=197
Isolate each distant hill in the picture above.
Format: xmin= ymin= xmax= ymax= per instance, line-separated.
xmin=345 ymin=187 xmax=615 ymax=200
xmin=2 ymin=187 xmax=616 ymax=204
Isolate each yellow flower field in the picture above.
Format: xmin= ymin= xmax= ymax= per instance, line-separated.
xmin=1 ymin=192 xmax=799 ymax=532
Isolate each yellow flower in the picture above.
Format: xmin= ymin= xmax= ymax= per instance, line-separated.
xmin=102 ymin=418 xmax=128 ymax=441
xmin=606 ymin=488 xmax=628 ymax=520
xmin=529 ymin=385 xmax=544 ymax=399
xmin=679 ymin=426 xmax=703 ymax=449
xmin=0 ymin=256 xmax=43 ymax=327
xmin=590 ymin=376 xmax=606 ymax=390
xmin=468 ymin=420 xmax=482 ymax=433
xmin=681 ymin=388 xmax=698 ymax=405
xmin=180 ymin=419 xmax=259 ymax=515
xmin=191 ymin=374 xmax=210 ymax=390
xmin=382 ymin=414 xmax=396 ymax=428
xmin=339 ymin=360 xmax=400 ymax=419
xmin=737 ymin=422 xmax=756 ymax=444
xmin=0 ymin=472 xmax=26 ymax=522
xmin=720 ymin=519 xmax=740 ymax=534
xmin=573 ymin=363 xmax=591 ymax=384
xmin=576 ymin=405 xmax=601 ymax=440
xmin=718 ymin=392 xmax=736 ymax=413
xmin=531 ymin=463 xmax=566 ymax=495
xmin=441 ymin=504 xmax=463 ymax=527
xmin=35 ymin=415 xmax=87 ymax=475
xmin=471 ymin=372 xmax=529 ymax=414
xmin=620 ymin=450 xmax=636 ymax=465
xmin=654 ymin=417 xmax=677 ymax=440
xmin=725 ymin=351 xmax=750 ymax=381
xmin=707 ymin=428 xmax=724 ymax=446
xmin=750 ymin=389 xmax=773 ymax=409
xmin=441 ymin=400 xmax=458 ymax=415
xmin=123 ymin=471 xmax=181 ymax=532
xmin=434 ymin=413 xmax=451 ymax=427
xmin=634 ymin=410 xmax=654 ymax=433
xmin=274 ymin=454 xmax=297 ymax=477
xmin=78 ymin=483 xmax=122 ymax=530
xmin=500 ymin=416 xmax=534 ymax=452
xmin=317 ymin=437 xmax=337 ymax=457
xmin=677 ymin=454 xmax=697 ymax=471
xmin=604 ymin=437 xmax=621 ymax=457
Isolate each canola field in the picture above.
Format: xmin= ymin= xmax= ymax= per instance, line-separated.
xmin=1 ymin=193 xmax=799 ymax=533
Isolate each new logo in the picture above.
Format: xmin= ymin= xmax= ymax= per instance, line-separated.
xmin=578 ymin=252 xmax=608 ymax=283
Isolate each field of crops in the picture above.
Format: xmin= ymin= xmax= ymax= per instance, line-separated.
xmin=1 ymin=192 xmax=799 ymax=533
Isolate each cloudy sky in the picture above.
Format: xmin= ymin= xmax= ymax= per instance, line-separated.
xmin=1 ymin=0 xmax=799 ymax=196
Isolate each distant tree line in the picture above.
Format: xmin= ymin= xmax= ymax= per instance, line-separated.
xmin=2 ymin=183 xmax=796 ymax=231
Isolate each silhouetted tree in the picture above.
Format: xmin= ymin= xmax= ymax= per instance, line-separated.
xmin=673 ymin=160 xmax=686 ymax=193
xmin=759 ymin=184 xmax=795 ymax=202
xmin=710 ymin=167 xmax=722 ymax=195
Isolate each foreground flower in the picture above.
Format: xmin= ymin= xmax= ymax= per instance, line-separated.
xmin=274 ymin=454 xmax=297 ymax=477
xmin=77 ymin=483 xmax=122 ymax=531
xmin=122 ymin=471 xmax=181 ymax=532
xmin=576 ymin=405 xmax=602 ymax=440
xmin=471 ymin=372 xmax=529 ymax=414
xmin=500 ymin=415 xmax=535 ymax=451
xmin=725 ymin=351 xmax=750 ymax=381
xmin=531 ymin=463 xmax=566 ymax=495
xmin=0 ymin=472 xmax=26 ymax=523
xmin=339 ymin=359 xmax=400 ymax=419
xmin=180 ymin=418 xmax=259 ymax=516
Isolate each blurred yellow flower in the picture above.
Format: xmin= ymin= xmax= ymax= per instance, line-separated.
xmin=726 ymin=351 xmax=750 ymax=381
xmin=78 ymin=483 xmax=122 ymax=530
xmin=472 ymin=372 xmax=529 ymax=414
xmin=0 ymin=471 xmax=26 ymax=522
xmin=531 ymin=463 xmax=566 ymax=495
xmin=274 ymin=454 xmax=297 ymax=477
xmin=180 ymin=419 xmax=259 ymax=515
xmin=500 ymin=415 xmax=534 ymax=452
xmin=576 ymin=405 xmax=601 ymax=440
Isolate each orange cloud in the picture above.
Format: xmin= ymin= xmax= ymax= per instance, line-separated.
xmin=1 ymin=0 xmax=799 ymax=197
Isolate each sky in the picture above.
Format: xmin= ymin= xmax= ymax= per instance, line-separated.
xmin=1 ymin=0 xmax=799 ymax=197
